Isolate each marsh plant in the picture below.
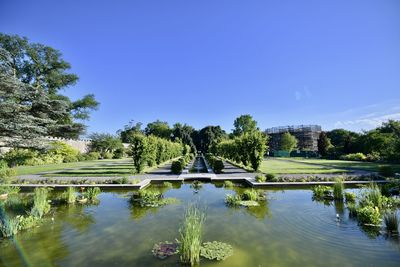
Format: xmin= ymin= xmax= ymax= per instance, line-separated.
xmin=200 ymin=241 xmax=233 ymax=261
xmin=131 ymin=189 xmax=179 ymax=207
xmin=333 ymin=178 xmax=344 ymax=200
xmin=0 ymin=216 xmax=20 ymax=238
xmin=357 ymin=206 xmax=381 ymax=225
xmin=384 ymin=212 xmax=399 ymax=233
xmin=30 ymin=187 xmax=51 ymax=218
xmin=62 ymin=187 xmax=76 ymax=204
xmin=225 ymin=189 xmax=265 ymax=207
xmin=345 ymin=192 xmax=356 ymax=203
xmin=179 ymin=205 xmax=206 ymax=266
xmin=312 ymin=185 xmax=333 ymax=200
xmin=83 ymin=187 xmax=101 ymax=202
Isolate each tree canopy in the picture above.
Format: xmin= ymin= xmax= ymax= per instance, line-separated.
xmin=232 ymin=114 xmax=258 ymax=136
xmin=0 ymin=33 xmax=99 ymax=139
xmin=280 ymin=132 xmax=298 ymax=152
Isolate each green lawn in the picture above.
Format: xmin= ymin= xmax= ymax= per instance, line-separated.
xmin=286 ymin=158 xmax=400 ymax=173
xmin=259 ymin=158 xmax=351 ymax=174
xmin=15 ymin=158 xmax=134 ymax=176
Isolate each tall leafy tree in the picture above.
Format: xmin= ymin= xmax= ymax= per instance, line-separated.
xmin=118 ymin=121 xmax=143 ymax=143
xmin=232 ymin=114 xmax=258 ymax=136
xmin=280 ymin=132 xmax=298 ymax=152
xmin=193 ymin=126 xmax=226 ymax=153
xmin=241 ymin=131 xmax=268 ymax=171
xmin=0 ymin=48 xmax=68 ymax=148
xmin=89 ymin=133 xmax=123 ymax=157
xmin=318 ymin=131 xmax=333 ymax=157
xmin=144 ymin=120 xmax=172 ymax=139
xmin=0 ymin=33 xmax=99 ymax=138
xmin=129 ymin=133 xmax=148 ymax=173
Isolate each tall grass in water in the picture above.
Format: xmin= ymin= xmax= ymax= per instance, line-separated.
xmin=384 ymin=212 xmax=399 ymax=233
xmin=62 ymin=187 xmax=76 ymax=204
xmin=333 ymin=178 xmax=344 ymax=200
xmin=179 ymin=205 xmax=206 ymax=266
xmin=366 ymin=183 xmax=382 ymax=209
xmin=83 ymin=187 xmax=101 ymax=201
xmin=0 ymin=205 xmax=20 ymax=237
xmin=30 ymin=187 xmax=50 ymax=218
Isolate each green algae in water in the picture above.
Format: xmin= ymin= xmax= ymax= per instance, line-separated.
xmin=200 ymin=241 xmax=233 ymax=261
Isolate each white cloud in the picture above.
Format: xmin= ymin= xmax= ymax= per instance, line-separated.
xmin=334 ymin=112 xmax=400 ymax=129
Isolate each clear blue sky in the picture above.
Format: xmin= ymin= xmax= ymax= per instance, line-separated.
xmin=1 ymin=0 xmax=399 ymax=136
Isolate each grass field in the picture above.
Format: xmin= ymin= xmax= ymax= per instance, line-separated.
xmin=259 ymin=158 xmax=348 ymax=174
xmin=15 ymin=158 xmax=135 ymax=176
xmin=259 ymin=158 xmax=400 ymax=174
xmin=287 ymin=158 xmax=400 ymax=173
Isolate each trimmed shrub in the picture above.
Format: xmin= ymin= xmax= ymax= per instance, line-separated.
xmin=85 ymin=152 xmax=101 ymax=161
xmin=171 ymin=160 xmax=184 ymax=174
xmin=103 ymin=152 xmax=114 ymax=159
xmin=340 ymin=153 xmax=367 ymax=161
xmin=213 ymin=160 xmax=224 ymax=174
xmin=255 ymin=174 xmax=266 ymax=183
xmin=265 ymin=173 xmax=276 ymax=181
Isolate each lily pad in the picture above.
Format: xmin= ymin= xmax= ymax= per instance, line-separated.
xmin=200 ymin=241 xmax=233 ymax=261
xmin=152 ymin=241 xmax=179 ymax=259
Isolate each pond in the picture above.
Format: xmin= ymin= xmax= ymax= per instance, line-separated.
xmin=1 ymin=183 xmax=399 ymax=267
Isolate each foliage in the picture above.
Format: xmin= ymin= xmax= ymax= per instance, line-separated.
xmin=152 ymin=241 xmax=179 ymax=259
xmin=193 ymin=126 xmax=226 ymax=153
xmin=232 ymin=114 xmax=258 ymax=136
xmin=200 ymin=241 xmax=233 ymax=261
xmin=255 ymin=174 xmax=266 ymax=183
xmin=30 ymin=187 xmax=51 ymax=218
xmin=145 ymin=120 xmax=172 ymax=139
xmin=318 ymin=131 xmax=333 ymax=157
xmin=163 ymin=182 xmax=173 ymax=188
xmin=0 ymin=161 xmax=16 ymax=184
xmin=345 ymin=192 xmax=356 ymax=203
xmin=0 ymin=215 xmax=20 ymax=238
xmin=129 ymin=133 xmax=149 ymax=173
xmin=280 ymin=132 xmax=298 ymax=152
xmin=48 ymin=141 xmax=80 ymax=163
xmin=131 ymin=189 xmax=179 ymax=207
xmin=359 ymin=183 xmax=383 ymax=209
xmin=241 ymin=131 xmax=268 ymax=171
xmin=383 ymin=212 xmax=399 ymax=233
xmin=82 ymin=187 xmax=101 ymax=201
xmin=212 ymin=159 xmax=224 ymax=174
xmin=312 ymin=186 xmax=333 ymax=200
xmin=89 ymin=133 xmax=123 ymax=159
xmin=114 ymin=177 xmax=129 ymax=184
xmin=223 ymin=181 xmax=234 ymax=188
xmin=265 ymin=173 xmax=276 ymax=181
xmin=379 ymin=166 xmax=395 ymax=177
xmin=61 ymin=187 xmax=76 ymax=204
xmin=179 ymin=205 xmax=206 ymax=266
xmin=0 ymin=33 xmax=99 ymax=139
xmin=171 ymin=160 xmax=184 ymax=174
xmin=225 ymin=189 xmax=265 ymax=207
xmin=356 ymin=206 xmax=381 ymax=225
xmin=333 ymin=178 xmax=344 ymax=200
xmin=340 ymin=153 xmax=367 ymax=161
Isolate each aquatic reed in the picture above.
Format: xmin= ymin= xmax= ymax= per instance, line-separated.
xmin=30 ymin=187 xmax=50 ymax=218
xmin=384 ymin=212 xmax=399 ymax=233
xmin=179 ymin=205 xmax=206 ymax=266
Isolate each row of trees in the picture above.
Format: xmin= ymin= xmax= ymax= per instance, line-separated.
xmin=0 ymin=33 xmax=99 ymax=150
xmin=128 ymin=133 xmax=189 ymax=173
xmin=213 ymin=115 xmax=268 ymax=171
xmin=318 ymin=120 xmax=400 ymax=162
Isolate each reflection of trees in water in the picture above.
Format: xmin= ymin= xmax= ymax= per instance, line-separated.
xmin=60 ymin=204 xmax=96 ymax=233
xmin=246 ymin=200 xmax=272 ymax=220
xmin=334 ymin=200 xmax=345 ymax=215
xmin=130 ymin=204 xmax=160 ymax=220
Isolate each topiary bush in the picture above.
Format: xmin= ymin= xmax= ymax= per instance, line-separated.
xmin=340 ymin=153 xmax=367 ymax=161
xmin=171 ymin=160 xmax=184 ymax=174
xmin=265 ymin=173 xmax=276 ymax=181
xmin=213 ymin=159 xmax=224 ymax=174
xmin=255 ymin=174 xmax=266 ymax=183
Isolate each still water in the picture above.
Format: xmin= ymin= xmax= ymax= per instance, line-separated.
xmin=1 ymin=183 xmax=399 ymax=267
